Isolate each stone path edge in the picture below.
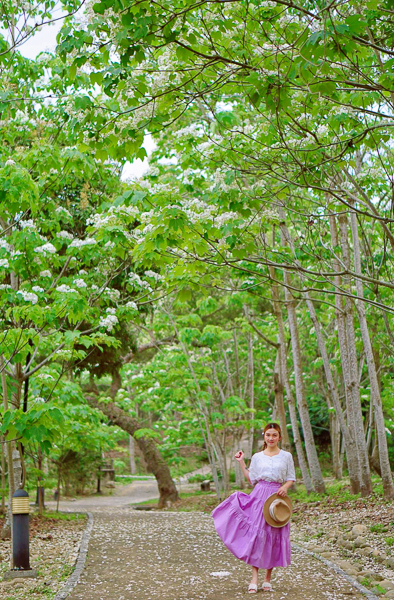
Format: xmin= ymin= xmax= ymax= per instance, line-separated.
xmin=53 ymin=512 xmax=94 ymax=600
xmin=293 ymin=542 xmax=379 ymax=599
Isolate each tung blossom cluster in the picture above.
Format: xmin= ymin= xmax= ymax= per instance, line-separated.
xmin=35 ymin=242 xmax=57 ymax=255
xmin=17 ymin=290 xmax=38 ymax=304
xmin=69 ymin=237 xmax=96 ymax=248
xmin=56 ymin=284 xmax=78 ymax=294
xmin=99 ymin=307 xmax=118 ymax=331
xmin=86 ymin=205 xmax=139 ymax=228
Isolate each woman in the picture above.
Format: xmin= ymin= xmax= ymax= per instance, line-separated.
xmin=212 ymin=423 xmax=295 ymax=593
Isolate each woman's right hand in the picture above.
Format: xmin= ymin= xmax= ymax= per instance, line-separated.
xmin=234 ymin=450 xmax=244 ymax=462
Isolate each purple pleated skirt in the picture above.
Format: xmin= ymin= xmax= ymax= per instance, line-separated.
xmin=211 ymin=480 xmax=291 ymax=569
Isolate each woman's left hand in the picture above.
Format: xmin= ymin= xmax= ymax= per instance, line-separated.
xmin=277 ymin=485 xmax=287 ymax=497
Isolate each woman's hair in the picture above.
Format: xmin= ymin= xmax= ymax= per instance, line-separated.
xmin=261 ymin=422 xmax=282 ymax=451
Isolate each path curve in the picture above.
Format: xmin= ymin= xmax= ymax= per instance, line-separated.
xmin=51 ymin=482 xmax=370 ymax=600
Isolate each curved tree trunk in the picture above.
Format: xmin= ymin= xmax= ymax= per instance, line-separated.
xmin=85 ymin=394 xmax=179 ymax=508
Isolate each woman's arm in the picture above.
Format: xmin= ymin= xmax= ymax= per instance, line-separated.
xmin=277 ymin=453 xmax=296 ymax=497
xmin=235 ymin=450 xmax=252 ymax=484
xmin=277 ymin=480 xmax=294 ymax=497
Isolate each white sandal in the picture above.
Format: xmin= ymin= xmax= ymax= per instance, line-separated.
xmin=262 ymin=582 xmax=273 ymax=592
xmin=248 ymin=583 xmax=258 ymax=594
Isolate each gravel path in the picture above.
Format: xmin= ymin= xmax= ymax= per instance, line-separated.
xmin=65 ymin=507 xmax=365 ymax=600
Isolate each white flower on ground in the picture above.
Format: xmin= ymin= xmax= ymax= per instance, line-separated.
xmin=40 ymin=270 xmax=51 ymax=277
xmin=73 ymin=279 xmax=87 ymax=288
xmin=0 ymin=259 xmax=9 ymax=268
xmin=32 ymin=286 xmax=44 ymax=293
xmin=17 ymin=290 xmax=38 ymax=304
xmin=35 ymin=242 xmax=57 ymax=255
xmin=55 ymin=284 xmax=77 ymax=294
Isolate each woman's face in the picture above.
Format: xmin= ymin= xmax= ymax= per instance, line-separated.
xmin=264 ymin=428 xmax=280 ymax=448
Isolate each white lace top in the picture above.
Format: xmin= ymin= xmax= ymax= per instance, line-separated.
xmin=248 ymin=450 xmax=296 ymax=485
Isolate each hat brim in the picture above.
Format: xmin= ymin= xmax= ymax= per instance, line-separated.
xmin=263 ymin=493 xmax=292 ymax=528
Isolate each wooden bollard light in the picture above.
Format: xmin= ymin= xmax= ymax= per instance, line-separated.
xmin=3 ymin=490 xmax=37 ymax=580
xmin=12 ymin=489 xmax=31 ymax=571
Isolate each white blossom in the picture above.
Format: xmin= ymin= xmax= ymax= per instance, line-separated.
xmin=5 ymin=159 xmax=16 ymax=166
xmin=55 ymin=206 xmax=72 ymax=219
xmin=99 ymin=309 xmax=119 ymax=331
xmin=0 ymin=259 xmax=9 ymax=268
xmin=19 ymin=219 xmax=36 ymax=230
xmin=69 ymin=237 xmax=96 ymax=248
xmin=32 ymin=286 xmax=44 ymax=293
xmin=55 ymin=284 xmax=77 ymax=294
xmin=144 ymin=270 xmax=163 ymax=282
xmin=104 ymin=287 xmax=120 ymax=301
xmin=58 ymin=230 xmax=74 ymax=240
xmin=0 ymin=284 xmax=12 ymax=290
xmin=0 ymin=239 xmax=11 ymax=252
xmin=35 ymin=242 xmax=57 ymax=255
xmin=40 ymin=270 xmax=52 ymax=277
xmin=125 ymin=301 xmax=138 ymax=310
xmin=17 ymin=290 xmax=38 ymax=304
xmin=73 ymin=278 xmax=88 ymax=288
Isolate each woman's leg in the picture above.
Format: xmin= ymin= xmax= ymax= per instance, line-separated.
xmin=264 ymin=567 xmax=273 ymax=582
xmin=250 ymin=566 xmax=259 ymax=584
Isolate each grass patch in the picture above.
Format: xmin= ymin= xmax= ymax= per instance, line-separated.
xmin=386 ymin=537 xmax=394 ymax=546
xmin=370 ymin=524 xmax=388 ymax=533
xmin=34 ymin=510 xmax=86 ymax=522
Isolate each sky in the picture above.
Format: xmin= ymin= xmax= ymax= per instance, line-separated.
xmin=7 ymin=6 xmax=153 ymax=180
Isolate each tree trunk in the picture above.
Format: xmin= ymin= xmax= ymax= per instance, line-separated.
xmin=247 ymin=333 xmax=254 ymax=458
xmin=129 ymin=436 xmax=137 ymax=475
xmin=86 ymin=394 xmax=179 ymax=507
xmin=337 ymin=214 xmax=372 ymax=496
xmin=273 ymin=351 xmax=291 ymax=452
xmin=278 ymin=216 xmax=325 ymax=494
xmin=304 ymin=289 xmax=360 ymax=489
xmin=0 ymin=436 xmax=5 ymax=514
xmin=269 ymin=269 xmax=313 ymax=493
xmin=349 ymin=209 xmax=394 ymax=497
xmin=329 ymin=214 xmax=363 ymax=493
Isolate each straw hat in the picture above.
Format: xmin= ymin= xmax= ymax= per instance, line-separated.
xmin=263 ymin=493 xmax=293 ymax=528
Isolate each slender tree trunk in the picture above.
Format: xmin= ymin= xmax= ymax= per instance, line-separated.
xmin=304 ymin=290 xmax=360 ymax=489
xmin=329 ymin=215 xmax=363 ymax=493
xmin=1 ymin=362 xmax=15 ymax=542
xmin=273 ymin=351 xmax=291 ymax=452
xmin=349 ymin=209 xmax=394 ymax=497
xmin=0 ymin=436 xmax=5 ymax=514
xmin=129 ymin=436 xmax=137 ymax=475
xmin=337 ymin=215 xmax=372 ymax=496
xmin=247 ymin=332 xmax=254 ymax=458
xmin=269 ymin=270 xmax=313 ymax=493
xmin=278 ymin=215 xmax=325 ymax=493
xmin=56 ymin=466 xmax=61 ymax=512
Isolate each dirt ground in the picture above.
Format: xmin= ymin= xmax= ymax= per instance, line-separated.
xmin=67 ymin=509 xmax=365 ymax=600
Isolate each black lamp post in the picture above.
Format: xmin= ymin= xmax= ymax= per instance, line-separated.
xmin=3 ymin=489 xmax=37 ymax=581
